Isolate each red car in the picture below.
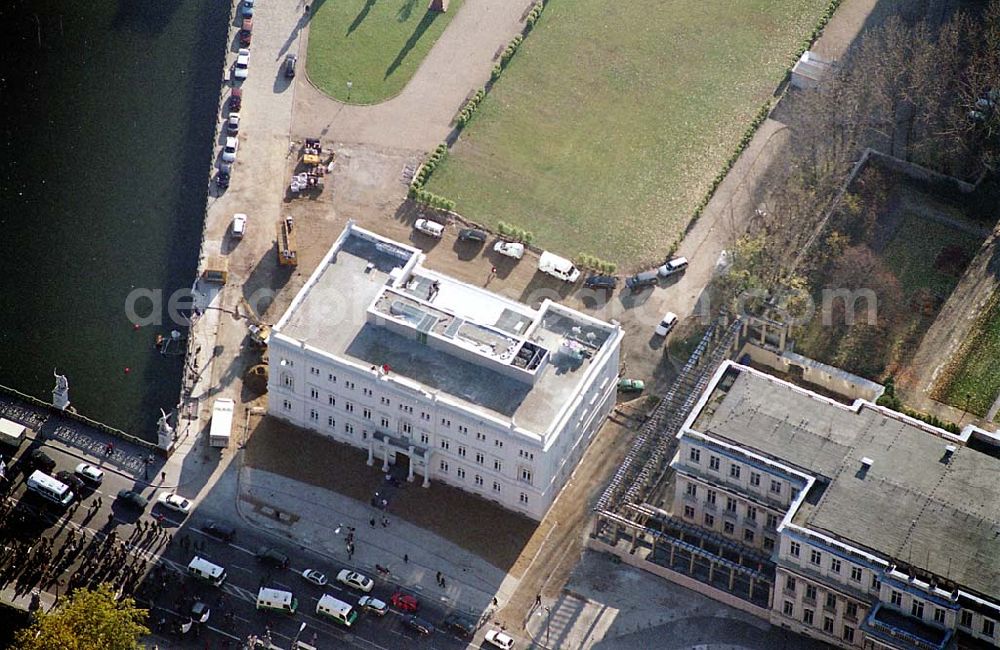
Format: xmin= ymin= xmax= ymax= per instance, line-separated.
xmin=390 ymin=592 xmax=419 ymax=613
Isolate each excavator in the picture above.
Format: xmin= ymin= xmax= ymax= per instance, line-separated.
xmin=238 ymin=297 xmax=270 ymax=390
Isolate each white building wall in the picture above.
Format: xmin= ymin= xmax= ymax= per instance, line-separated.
xmin=267 ymin=329 xmax=619 ymax=520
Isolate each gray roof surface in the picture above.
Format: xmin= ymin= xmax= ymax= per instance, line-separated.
xmin=279 ymin=232 xmax=603 ymax=435
xmin=697 ymin=367 xmax=1000 ymax=598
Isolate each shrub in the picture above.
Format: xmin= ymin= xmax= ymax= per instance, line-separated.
xmin=412 ymin=188 xmax=456 ymax=212
xmin=500 ymin=35 xmax=524 ymax=67
xmin=525 ymin=1 xmax=544 ymax=29
xmin=491 ymin=64 xmax=503 ymax=82
xmin=456 ymin=89 xmax=486 ymax=127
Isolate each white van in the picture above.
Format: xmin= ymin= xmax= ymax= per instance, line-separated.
xmin=316 ymin=594 xmax=358 ymax=627
xmin=538 ymin=251 xmax=580 ymax=283
xmin=413 ymin=218 xmax=445 ymax=238
xmin=257 ymin=587 xmax=297 ymax=614
xmin=26 ymin=470 xmax=74 ymax=506
xmin=0 ymin=418 xmax=26 ymax=449
xmin=188 ymin=556 xmax=227 ymax=586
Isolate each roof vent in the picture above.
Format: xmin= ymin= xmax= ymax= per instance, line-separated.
xmin=856 ymin=457 xmax=873 ymax=479
xmin=943 ymin=445 xmax=957 ymax=463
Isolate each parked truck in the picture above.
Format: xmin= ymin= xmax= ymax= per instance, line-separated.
xmin=209 ymin=399 xmax=235 ymax=448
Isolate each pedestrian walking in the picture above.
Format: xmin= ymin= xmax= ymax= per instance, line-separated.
xmin=381 ymin=517 xmax=388 ymax=528
xmin=403 ymin=553 xmax=408 ymax=563
xmin=536 ymin=593 xmax=542 ymax=606
xmin=493 ymin=597 xmax=498 ymax=607
xmin=369 ymin=517 xmax=376 ymax=528
xmin=441 ymin=576 xmax=446 ymax=588
xmin=436 ymin=571 xmax=441 ymax=583
xmin=161 ymin=471 xmax=166 ymax=482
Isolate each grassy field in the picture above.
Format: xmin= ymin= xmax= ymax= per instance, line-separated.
xmin=425 ymin=0 xmax=830 ymax=265
xmin=881 ymin=212 xmax=980 ymax=297
xmin=936 ymin=293 xmax=1000 ymax=417
xmin=306 ymin=0 xmax=464 ymax=104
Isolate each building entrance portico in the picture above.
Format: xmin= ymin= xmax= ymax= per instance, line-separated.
xmin=367 ymin=430 xmax=431 ymax=487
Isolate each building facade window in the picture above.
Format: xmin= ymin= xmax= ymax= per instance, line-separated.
xmin=440 ymin=460 xmax=449 ymax=472
xmin=345 ymin=402 xmax=354 ymax=413
xmin=810 ymin=550 xmax=822 ymax=566
xmin=770 ymin=479 xmax=782 ymax=494
xmin=328 ymin=395 xmax=336 ymax=406
xmin=709 ymin=456 xmax=720 ymax=471
xmin=457 ymin=467 xmax=465 ymax=479
xmin=823 ymin=617 xmax=834 ymax=634
xmin=785 ymin=576 xmax=796 ymax=593
xmin=494 ymin=439 xmax=503 ymax=448
xmin=723 ymin=521 xmax=734 ymax=535
xmin=790 ymin=541 xmax=800 ymax=557
xmin=743 ymin=529 xmax=755 ymax=543
xmin=686 ymin=482 xmax=697 ymax=497
xmin=282 ymin=399 xmax=292 ymax=411
xmin=803 ymin=609 xmax=814 ymax=625
xmin=327 ymin=416 xmax=335 ymax=428
xmin=683 ymin=505 xmax=695 ymax=519
xmin=846 ymin=602 xmax=858 ymax=620
xmin=689 ymin=448 xmax=701 ymax=463
xmin=458 ymin=446 xmax=466 ymax=457
xmin=440 ymin=439 xmax=450 ymax=450
xmin=805 ymin=585 xmax=817 ymax=602
xmin=747 ymin=506 xmax=757 ymax=522
xmin=984 ymin=619 xmax=995 ymax=637
xmin=401 ymin=422 xmax=412 ymax=434
xmin=363 ymin=408 xmax=372 ymax=420
xmin=843 ymin=626 xmax=855 ymax=643
xmin=706 ymin=490 xmax=717 ymax=506
xmin=474 ymin=475 xmax=483 ymax=487
xmin=763 ymin=537 xmax=775 ymax=551
xmin=520 ymin=493 xmax=529 ymax=505
xmin=871 ymin=575 xmax=881 ymax=592
xmin=475 ymin=452 xmax=484 ymax=465
xmin=380 ymin=417 xmax=390 ymax=428
xmin=494 ymin=459 xmax=502 ymax=472
xmin=850 ymin=566 xmax=862 ymax=582
xmin=730 ymin=464 xmax=741 ymax=479
xmin=309 ymin=409 xmax=318 ymax=421
xmin=934 ymin=608 xmax=945 ymax=624
xmin=310 ymin=367 xmax=319 ymax=375
xmin=784 ymin=601 xmax=795 ymax=616
xmin=825 ymin=593 xmax=837 ymax=610
xmin=750 ymin=472 xmax=761 ymax=487
xmin=766 ymin=513 xmax=778 ymax=528
xmin=726 ymin=497 xmax=737 ymax=513
xmin=960 ymin=611 xmax=973 ymax=629
xmin=520 ymin=468 xmax=532 ymax=483
xmin=911 ymin=601 xmax=924 ymax=619
xmin=830 ymin=558 xmax=841 ymax=574
xmin=310 ymin=388 xmax=319 ymax=399
xmin=420 ymin=432 xmax=429 ymax=444
xmin=890 ymin=591 xmax=902 ymax=607
xmin=493 ymin=481 xmax=501 ymax=493
xmin=704 ymin=513 xmax=715 ymax=527
xmin=344 ymin=423 xmax=354 ymax=434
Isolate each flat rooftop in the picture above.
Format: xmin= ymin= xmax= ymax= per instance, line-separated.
xmin=691 ymin=365 xmax=1000 ymax=599
xmin=277 ymin=226 xmax=619 ymax=437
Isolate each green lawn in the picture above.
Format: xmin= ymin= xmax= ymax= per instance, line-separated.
xmin=937 ymin=293 xmax=1000 ymax=417
xmin=426 ymin=0 xmax=830 ymax=264
xmin=881 ymin=212 xmax=980 ymax=297
xmin=306 ymin=0 xmax=464 ymax=104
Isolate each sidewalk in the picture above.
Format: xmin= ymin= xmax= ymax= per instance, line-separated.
xmin=236 ymin=465 xmax=510 ymax=618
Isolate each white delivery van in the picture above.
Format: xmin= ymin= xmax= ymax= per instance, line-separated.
xmin=257 ymin=587 xmax=297 ymax=614
xmin=0 ymin=418 xmax=26 ymax=449
xmin=538 ymin=251 xmax=580 ymax=283
xmin=316 ymin=594 xmax=358 ymax=627
xmin=209 ymin=398 xmax=235 ymax=448
xmin=26 ymin=470 xmax=74 ymax=507
xmin=188 ymin=556 xmax=227 ymax=586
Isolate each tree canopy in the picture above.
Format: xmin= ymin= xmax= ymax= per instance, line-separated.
xmin=13 ymin=584 xmax=149 ymax=650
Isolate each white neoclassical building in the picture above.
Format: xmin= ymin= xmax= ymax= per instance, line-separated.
xmin=267 ymin=222 xmax=623 ymax=519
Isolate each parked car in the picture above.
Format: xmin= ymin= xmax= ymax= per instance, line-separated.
xmin=74 ymin=462 xmax=104 ymax=486
xmin=28 ymin=449 xmax=56 ymax=473
xmin=202 ymin=521 xmax=235 ymax=542
xmin=301 ymin=569 xmax=328 ymax=587
xmin=390 ymin=592 xmax=419 ymax=612
xmin=234 ymin=48 xmax=250 ymax=80
xmin=584 ymin=274 xmax=617 ymax=290
xmin=191 ymin=601 xmax=211 ymax=624
xmin=624 ymin=270 xmax=658 ymax=291
xmin=157 ymin=492 xmax=192 ymax=515
xmin=227 ymin=112 xmax=240 ymax=134
xmin=337 ymin=570 xmax=374 ymax=593
xmin=493 ymin=241 xmax=524 ymax=259
xmin=284 ymin=54 xmax=297 ymax=78
xmin=403 ymin=615 xmax=434 ymax=635
xmin=222 ymin=137 xmax=238 ymax=163
xmin=240 ymin=18 xmax=253 ymax=47
xmin=216 ymin=171 xmax=231 ymax=189
xmin=413 ymin=218 xmax=444 ymax=238
xmin=655 ymin=312 xmax=678 ymax=337
xmin=54 ymin=470 xmax=84 ymax=493
xmin=358 ymin=595 xmax=388 ymax=616
xmin=617 ymin=378 xmax=645 ymax=393
xmin=485 ymin=629 xmax=516 ymax=649
xmin=657 ymin=256 xmax=689 ymax=278
xmin=116 ymin=489 xmax=149 ymax=510
xmin=441 ymin=612 xmax=477 ymax=638
xmin=241 ymin=0 xmax=255 ymax=17
xmin=256 ymin=547 xmax=290 ymax=569
xmin=458 ymin=228 xmax=487 ymax=243
xmin=229 ymin=87 xmax=243 ymax=111
xmin=232 ymin=213 xmax=247 ymax=239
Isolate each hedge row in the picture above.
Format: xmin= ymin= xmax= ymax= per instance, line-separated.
xmin=577 ymin=254 xmax=617 ymax=274
xmin=525 ymin=1 xmax=545 ymax=29
xmin=876 ymin=378 xmax=962 ymax=434
xmin=456 ymin=89 xmax=486 ymax=127
xmin=497 ymin=221 xmax=535 ymax=244
xmin=409 ymin=143 xmax=457 ymax=210
xmin=688 ymin=100 xmax=771 ymax=227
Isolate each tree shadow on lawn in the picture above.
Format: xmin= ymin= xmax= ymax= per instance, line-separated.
xmin=397 ymin=0 xmax=418 ymax=22
xmin=348 ymin=0 xmax=377 ymax=36
xmin=385 ymin=10 xmax=439 ymax=79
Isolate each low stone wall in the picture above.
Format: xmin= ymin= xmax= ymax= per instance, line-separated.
xmin=739 ymin=344 xmax=884 ymax=403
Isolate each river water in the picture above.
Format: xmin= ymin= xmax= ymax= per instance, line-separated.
xmin=0 ymin=0 xmax=228 ymax=439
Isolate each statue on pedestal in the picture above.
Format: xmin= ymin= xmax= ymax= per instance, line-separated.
xmin=52 ymin=369 xmax=71 ymax=411
xmin=156 ymin=409 xmax=174 ymax=450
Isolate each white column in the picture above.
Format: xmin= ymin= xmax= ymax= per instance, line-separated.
xmin=422 ymin=450 xmax=430 ymax=488
xmin=366 ymin=439 xmax=374 ymax=466
xmin=407 ymin=445 xmax=415 ymax=482
xmin=382 ymin=444 xmax=390 ymax=473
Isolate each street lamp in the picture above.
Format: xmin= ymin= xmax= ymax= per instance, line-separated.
xmin=346 ymin=81 xmax=352 ymax=102
xmin=291 ymin=621 xmax=307 ymax=648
